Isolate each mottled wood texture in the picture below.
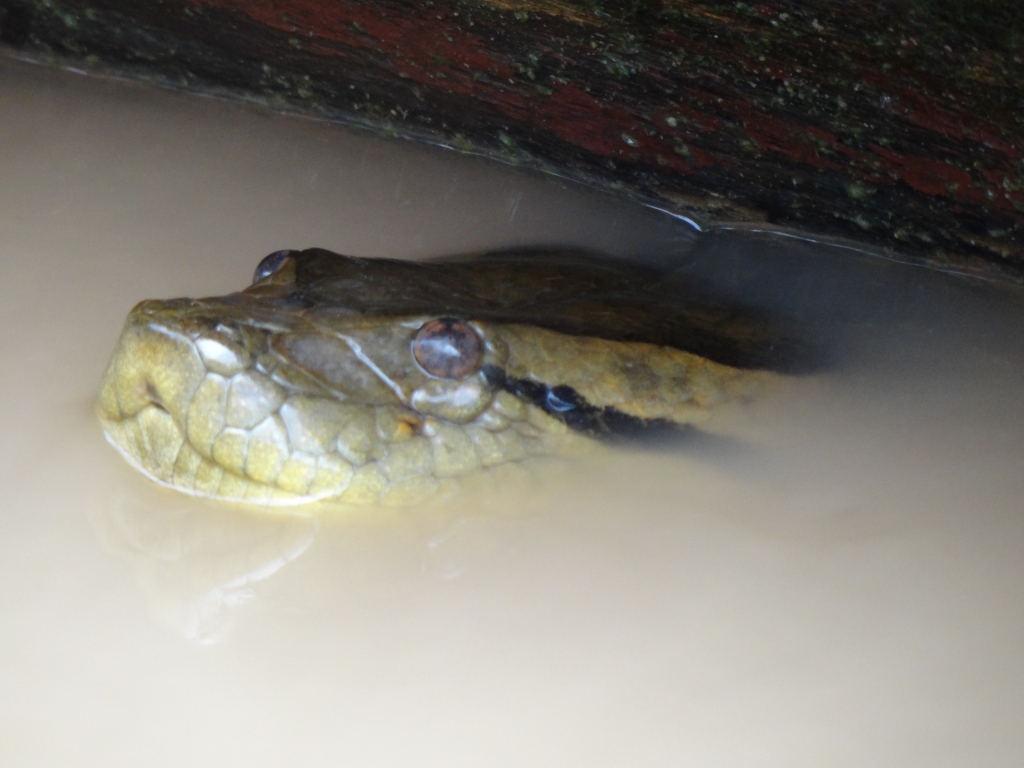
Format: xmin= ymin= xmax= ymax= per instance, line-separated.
xmin=2 ymin=0 xmax=1022 ymax=280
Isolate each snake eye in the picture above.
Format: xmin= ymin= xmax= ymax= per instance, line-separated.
xmin=412 ymin=318 xmax=483 ymax=379
xmin=253 ymin=250 xmax=297 ymax=284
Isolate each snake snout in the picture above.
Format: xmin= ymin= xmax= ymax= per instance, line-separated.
xmin=97 ymin=312 xmax=207 ymax=486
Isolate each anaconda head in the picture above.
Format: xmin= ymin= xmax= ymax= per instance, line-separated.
xmin=98 ymin=248 xmax=808 ymax=506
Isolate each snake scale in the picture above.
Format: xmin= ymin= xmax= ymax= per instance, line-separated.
xmin=98 ymin=248 xmax=817 ymax=506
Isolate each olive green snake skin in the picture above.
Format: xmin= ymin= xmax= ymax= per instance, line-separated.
xmin=98 ymin=249 xmax=816 ymax=506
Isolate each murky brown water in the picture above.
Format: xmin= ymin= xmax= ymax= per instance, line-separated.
xmin=2 ymin=56 xmax=1023 ymax=766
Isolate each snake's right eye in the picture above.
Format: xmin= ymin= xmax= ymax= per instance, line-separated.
xmin=253 ymin=250 xmax=298 ymax=284
xmin=412 ymin=318 xmax=484 ymax=379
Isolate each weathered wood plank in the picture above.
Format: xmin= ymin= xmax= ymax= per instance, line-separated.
xmin=2 ymin=0 xmax=1022 ymax=280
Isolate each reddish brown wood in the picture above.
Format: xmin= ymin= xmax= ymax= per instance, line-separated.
xmin=2 ymin=0 xmax=1022 ymax=280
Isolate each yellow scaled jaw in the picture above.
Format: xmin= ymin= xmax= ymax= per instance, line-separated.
xmin=97 ymin=300 xmax=571 ymax=506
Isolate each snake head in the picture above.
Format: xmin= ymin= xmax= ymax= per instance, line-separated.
xmin=98 ymin=248 xmax=803 ymax=507
xmin=97 ymin=276 xmax=562 ymax=506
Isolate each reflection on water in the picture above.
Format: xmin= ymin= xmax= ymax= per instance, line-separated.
xmin=91 ymin=490 xmax=316 ymax=644
xmin=2 ymin=55 xmax=1024 ymax=766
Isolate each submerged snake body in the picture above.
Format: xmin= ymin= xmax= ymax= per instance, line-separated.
xmin=98 ymin=249 xmax=811 ymax=506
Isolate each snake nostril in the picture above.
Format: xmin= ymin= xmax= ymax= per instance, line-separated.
xmin=145 ymin=382 xmax=169 ymax=414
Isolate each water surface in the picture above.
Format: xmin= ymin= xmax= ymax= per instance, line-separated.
xmin=1 ymin=57 xmax=1022 ymax=767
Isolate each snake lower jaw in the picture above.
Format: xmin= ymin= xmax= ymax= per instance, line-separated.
xmin=99 ymin=401 xmax=581 ymax=508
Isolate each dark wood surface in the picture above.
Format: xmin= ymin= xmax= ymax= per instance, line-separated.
xmin=2 ymin=0 xmax=1022 ymax=281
